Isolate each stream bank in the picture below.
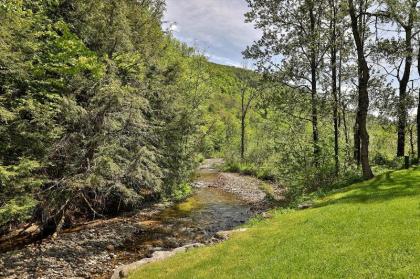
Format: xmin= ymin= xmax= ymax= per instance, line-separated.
xmin=0 ymin=159 xmax=283 ymax=279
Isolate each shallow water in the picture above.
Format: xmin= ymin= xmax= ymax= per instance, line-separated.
xmin=0 ymin=164 xmax=256 ymax=279
xmin=159 ymin=187 xmax=251 ymax=234
xmin=111 ymin=169 xmax=253 ymax=275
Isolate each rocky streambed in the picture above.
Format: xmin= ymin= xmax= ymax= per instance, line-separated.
xmin=0 ymin=159 xmax=283 ymax=279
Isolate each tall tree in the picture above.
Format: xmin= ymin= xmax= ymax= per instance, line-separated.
xmin=417 ymin=36 xmax=420 ymax=160
xmin=371 ymin=0 xmax=419 ymax=157
xmin=0 ymin=0 xmax=207 ymax=232
xmin=395 ymin=0 xmax=418 ymax=157
xmin=244 ymin=0 xmax=328 ymax=166
xmin=236 ymin=69 xmax=260 ymax=161
xmin=307 ymin=0 xmax=322 ymax=165
xmin=329 ymin=0 xmax=341 ymax=175
xmin=347 ymin=0 xmax=374 ymax=179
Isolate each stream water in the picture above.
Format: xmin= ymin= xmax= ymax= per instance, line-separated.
xmin=124 ymin=187 xmax=252 ymax=251
xmin=0 ymin=162 xmax=257 ymax=279
xmin=100 ymin=166 xmax=254 ymax=278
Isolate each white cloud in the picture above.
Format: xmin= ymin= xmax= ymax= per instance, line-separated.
xmin=208 ymin=54 xmax=243 ymax=68
xmin=164 ymin=0 xmax=260 ymax=66
xmin=168 ymin=23 xmax=179 ymax=33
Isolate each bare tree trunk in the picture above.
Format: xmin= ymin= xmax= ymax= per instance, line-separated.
xmin=358 ymin=86 xmax=373 ymax=179
xmin=238 ymin=78 xmax=259 ymax=161
xmin=353 ymin=0 xmax=363 ymax=167
xmin=241 ymin=116 xmax=246 ymax=161
xmin=354 ymin=120 xmax=361 ymax=165
xmin=309 ymin=0 xmax=320 ymax=166
xmin=311 ymin=73 xmax=320 ymax=165
xmin=417 ymin=38 xmax=420 ymax=161
xmin=342 ymin=103 xmax=350 ymax=159
xmin=338 ymin=47 xmax=350 ymax=162
xmin=333 ymin=80 xmax=339 ymax=174
xmin=396 ymin=2 xmax=415 ymax=157
xmin=348 ymin=0 xmax=374 ymax=179
xmin=397 ymin=90 xmax=408 ymax=157
xmin=417 ymin=89 xmax=420 ymax=160
xmin=330 ymin=0 xmax=339 ymax=175
xmin=409 ymin=124 xmax=415 ymax=157
xmin=240 ymin=90 xmax=246 ymax=161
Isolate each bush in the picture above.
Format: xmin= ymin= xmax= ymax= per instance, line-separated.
xmin=372 ymin=153 xmax=405 ymax=169
xmin=170 ymin=182 xmax=193 ymax=202
xmin=372 ymin=153 xmax=390 ymax=166
xmin=0 ymin=196 xmax=38 ymax=227
xmin=223 ymin=161 xmax=257 ymax=176
xmin=255 ymin=166 xmax=277 ymax=181
xmin=196 ymin=154 xmax=205 ymax=164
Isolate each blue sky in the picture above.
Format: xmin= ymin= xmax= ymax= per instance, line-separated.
xmin=164 ymin=0 xmax=261 ymax=67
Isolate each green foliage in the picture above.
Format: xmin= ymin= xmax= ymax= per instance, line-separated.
xmin=0 ymin=0 xmax=208 ymax=229
xmin=258 ymin=182 xmax=276 ymax=202
xmin=0 ymin=159 xmax=44 ymax=225
xmin=198 ymin=60 xmax=405 ymax=206
xmin=169 ymin=182 xmax=193 ymax=202
xmin=0 ymin=196 xmax=38 ymax=227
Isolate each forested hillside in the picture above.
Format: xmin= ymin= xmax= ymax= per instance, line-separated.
xmin=0 ymin=0 xmax=213 ymax=232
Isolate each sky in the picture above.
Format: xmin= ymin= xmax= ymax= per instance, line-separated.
xmin=163 ymin=0 xmax=261 ymax=67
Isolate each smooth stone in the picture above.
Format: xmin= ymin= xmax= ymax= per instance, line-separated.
xmin=298 ymin=203 xmax=313 ymax=210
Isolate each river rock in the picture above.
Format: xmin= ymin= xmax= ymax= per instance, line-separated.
xmin=3 ymin=158 xmax=276 ymax=279
xmin=183 ymin=243 xmax=205 ymax=250
xmin=215 ymin=228 xmax=248 ymax=240
xmin=298 ymin=202 xmax=313 ymax=210
xmin=106 ymin=244 xmax=115 ymax=251
xmin=261 ymin=212 xmax=273 ymax=219
xmin=111 ymin=243 xmax=204 ymax=279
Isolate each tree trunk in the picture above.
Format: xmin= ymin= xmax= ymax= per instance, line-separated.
xmin=240 ymin=91 xmax=246 ymax=161
xmin=309 ymin=0 xmax=320 ymax=166
xmin=358 ymin=91 xmax=373 ymax=179
xmin=417 ymin=37 xmax=420 ymax=161
xmin=397 ymin=88 xmax=408 ymax=157
xmin=396 ymin=4 xmax=415 ymax=157
xmin=342 ymin=103 xmax=350 ymax=160
xmin=409 ymin=124 xmax=414 ymax=157
xmin=311 ymin=73 xmax=320 ymax=165
xmin=338 ymin=47 xmax=350 ymax=162
xmin=333 ymin=76 xmax=339 ymax=175
xmin=330 ymin=0 xmax=339 ymax=175
xmin=241 ymin=115 xmax=245 ymax=161
xmin=353 ymin=0 xmax=363 ymax=166
xmin=417 ymin=88 xmax=420 ymax=161
xmin=354 ymin=120 xmax=361 ymax=165
xmin=348 ymin=0 xmax=374 ymax=179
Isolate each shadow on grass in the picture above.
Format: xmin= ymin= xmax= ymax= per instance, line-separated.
xmin=315 ymin=170 xmax=420 ymax=208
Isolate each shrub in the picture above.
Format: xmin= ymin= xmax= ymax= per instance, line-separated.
xmin=0 ymin=196 xmax=38 ymax=227
xmin=170 ymin=182 xmax=193 ymax=202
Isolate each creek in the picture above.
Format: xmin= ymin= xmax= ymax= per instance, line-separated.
xmin=109 ymin=167 xmax=253 ymax=278
xmin=0 ymin=161 xmax=259 ymax=279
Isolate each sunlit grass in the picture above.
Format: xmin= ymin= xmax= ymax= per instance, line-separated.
xmin=130 ymin=169 xmax=420 ymax=279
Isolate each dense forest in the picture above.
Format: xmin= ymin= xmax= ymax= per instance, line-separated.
xmin=0 ymin=0 xmax=210 ymax=232
xmin=0 ymin=0 xmax=419 ymax=244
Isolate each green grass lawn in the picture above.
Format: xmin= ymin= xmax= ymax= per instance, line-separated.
xmin=130 ymin=169 xmax=420 ymax=279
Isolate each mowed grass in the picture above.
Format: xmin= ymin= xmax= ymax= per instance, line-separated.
xmin=130 ymin=169 xmax=420 ymax=279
